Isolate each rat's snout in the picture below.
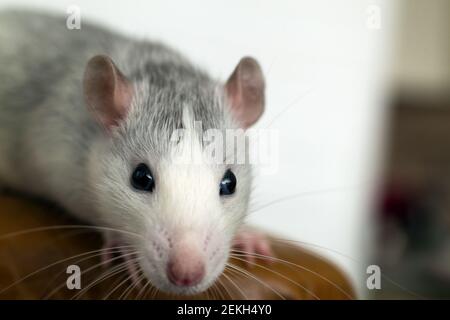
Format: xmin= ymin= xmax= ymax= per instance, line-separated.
xmin=167 ymin=255 xmax=205 ymax=287
xmin=166 ymin=234 xmax=205 ymax=287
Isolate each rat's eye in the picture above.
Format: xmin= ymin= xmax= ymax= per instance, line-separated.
xmin=219 ymin=169 xmax=236 ymax=196
xmin=131 ymin=163 xmax=155 ymax=192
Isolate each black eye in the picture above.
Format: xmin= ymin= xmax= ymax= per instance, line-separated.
xmin=219 ymin=170 xmax=236 ymax=196
xmin=131 ymin=163 xmax=155 ymax=192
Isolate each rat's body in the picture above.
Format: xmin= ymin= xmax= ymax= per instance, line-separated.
xmin=0 ymin=10 xmax=270 ymax=295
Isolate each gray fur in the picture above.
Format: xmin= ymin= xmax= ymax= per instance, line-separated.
xmin=0 ymin=9 xmax=254 ymax=294
xmin=0 ymin=10 xmax=239 ymax=213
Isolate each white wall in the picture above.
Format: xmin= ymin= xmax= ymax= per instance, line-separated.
xmin=0 ymin=0 xmax=394 ymax=296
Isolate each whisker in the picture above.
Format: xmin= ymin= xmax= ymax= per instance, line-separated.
xmin=44 ymin=250 xmax=138 ymax=299
xmin=213 ymin=282 xmax=226 ymax=300
xmin=222 ymin=270 xmax=248 ymax=300
xmin=208 ymin=283 xmax=219 ymax=300
xmin=262 ymin=239 xmax=425 ymax=299
xmin=230 ymin=250 xmax=353 ymax=299
xmin=250 ymin=185 xmax=361 ymax=214
xmin=135 ymin=278 xmax=152 ymax=300
xmin=271 ymin=238 xmax=359 ymax=262
xmin=120 ymin=264 xmax=145 ymax=300
xmin=42 ymin=246 xmax=132 ymax=296
xmin=230 ymin=255 xmax=320 ymax=299
xmin=264 ymin=87 xmax=315 ymax=128
xmin=149 ymin=286 xmax=159 ymax=300
xmin=226 ymin=262 xmax=286 ymax=300
xmin=223 ymin=270 xmax=249 ymax=300
xmin=224 ymin=267 xmax=258 ymax=297
xmin=216 ymin=277 xmax=233 ymax=300
xmin=204 ymin=286 xmax=211 ymax=300
xmin=103 ymin=258 xmax=141 ymax=300
xmin=72 ymin=262 xmax=131 ymax=300
xmin=0 ymin=245 xmax=133 ymax=295
xmin=0 ymin=225 xmax=143 ymax=241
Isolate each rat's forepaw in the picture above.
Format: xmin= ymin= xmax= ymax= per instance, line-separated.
xmin=100 ymin=236 xmax=120 ymax=267
xmin=101 ymin=235 xmax=142 ymax=289
xmin=231 ymin=227 xmax=273 ymax=265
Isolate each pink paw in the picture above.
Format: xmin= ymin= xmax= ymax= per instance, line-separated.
xmin=231 ymin=227 xmax=273 ymax=265
xmin=101 ymin=235 xmax=142 ymax=289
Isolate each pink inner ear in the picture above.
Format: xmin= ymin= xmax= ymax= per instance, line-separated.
xmin=112 ymin=72 xmax=133 ymax=125
xmin=225 ymin=57 xmax=265 ymax=129
xmin=83 ymin=55 xmax=133 ymax=129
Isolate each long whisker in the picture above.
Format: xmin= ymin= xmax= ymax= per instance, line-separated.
xmin=43 ymin=245 xmax=135 ymax=293
xmin=121 ymin=275 xmax=143 ymax=300
xmin=102 ymin=258 xmax=142 ymax=300
xmin=135 ymin=278 xmax=152 ymax=300
xmin=264 ymin=87 xmax=315 ymax=128
xmin=267 ymin=239 xmax=425 ymax=299
xmin=52 ymin=228 xmax=95 ymax=242
xmin=148 ymin=286 xmax=159 ymax=300
xmin=216 ymin=277 xmax=233 ymax=300
xmin=208 ymin=285 xmax=216 ymax=300
xmin=0 ymin=245 xmax=133 ymax=295
xmin=208 ymin=283 xmax=219 ymax=300
xmin=72 ymin=262 xmax=131 ymax=300
xmin=272 ymin=238 xmax=359 ymax=262
xmin=221 ymin=270 xmax=248 ymax=300
xmin=204 ymin=286 xmax=211 ymax=300
xmin=226 ymin=262 xmax=286 ymax=300
xmin=0 ymin=225 xmax=143 ymax=241
xmin=230 ymin=250 xmax=353 ymax=299
xmin=120 ymin=265 xmax=145 ymax=300
xmin=230 ymin=254 xmax=320 ymax=299
xmin=75 ymin=246 xmax=140 ymax=299
xmin=44 ymin=250 xmax=138 ymax=299
xmin=224 ymin=267 xmax=259 ymax=299
xmin=249 ymin=185 xmax=361 ymax=214
xmin=213 ymin=282 xmax=226 ymax=300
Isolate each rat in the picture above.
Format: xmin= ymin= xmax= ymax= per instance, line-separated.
xmin=0 ymin=10 xmax=272 ymax=295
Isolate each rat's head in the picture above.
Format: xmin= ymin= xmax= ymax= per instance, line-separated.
xmin=83 ymin=54 xmax=264 ymax=294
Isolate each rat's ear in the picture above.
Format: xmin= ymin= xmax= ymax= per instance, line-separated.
xmin=225 ymin=57 xmax=265 ymax=128
xmin=83 ymin=55 xmax=133 ymax=129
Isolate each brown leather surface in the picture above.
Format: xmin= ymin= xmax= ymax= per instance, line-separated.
xmin=0 ymin=194 xmax=355 ymax=299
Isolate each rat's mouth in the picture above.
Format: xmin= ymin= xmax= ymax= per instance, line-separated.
xmin=137 ymin=250 xmax=228 ymax=296
xmin=140 ymin=269 xmax=217 ymax=296
xmin=160 ymin=279 xmax=214 ymax=296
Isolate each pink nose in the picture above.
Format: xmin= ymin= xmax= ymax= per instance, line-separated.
xmin=167 ymin=258 xmax=205 ymax=287
xmin=166 ymin=236 xmax=205 ymax=287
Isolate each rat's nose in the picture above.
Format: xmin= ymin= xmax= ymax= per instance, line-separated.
xmin=167 ymin=257 xmax=205 ymax=287
xmin=166 ymin=235 xmax=205 ymax=287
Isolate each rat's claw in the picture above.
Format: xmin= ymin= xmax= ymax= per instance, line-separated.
xmin=232 ymin=227 xmax=274 ymax=266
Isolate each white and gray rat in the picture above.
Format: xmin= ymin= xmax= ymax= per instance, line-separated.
xmin=0 ymin=10 xmax=271 ymax=295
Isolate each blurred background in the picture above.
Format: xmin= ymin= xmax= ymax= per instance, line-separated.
xmin=0 ymin=0 xmax=448 ymax=299
xmin=372 ymin=0 xmax=450 ymax=299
